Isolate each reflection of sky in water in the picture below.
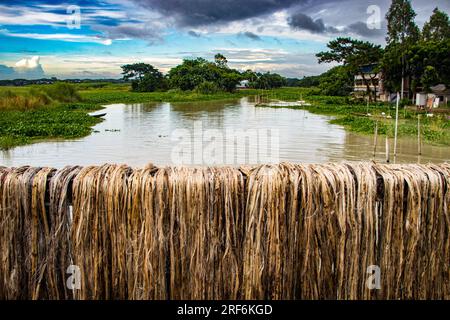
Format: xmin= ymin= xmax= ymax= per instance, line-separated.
xmin=1 ymin=98 xmax=448 ymax=168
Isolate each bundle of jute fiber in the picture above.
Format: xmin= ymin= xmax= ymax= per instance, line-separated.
xmin=71 ymin=165 xmax=132 ymax=299
xmin=373 ymin=164 xmax=450 ymax=299
xmin=0 ymin=166 xmax=58 ymax=299
xmin=47 ymin=166 xmax=81 ymax=300
xmin=0 ymin=162 xmax=449 ymax=300
xmin=126 ymin=164 xmax=169 ymax=300
xmin=165 ymin=167 xmax=245 ymax=299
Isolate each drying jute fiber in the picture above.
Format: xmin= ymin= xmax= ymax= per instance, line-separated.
xmin=0 ymin=162 xmax=449 ymax=300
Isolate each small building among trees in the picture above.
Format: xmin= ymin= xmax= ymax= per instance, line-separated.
xmin=353 ymin=64 xmax=384 ymax=101
xmin=416 ymin=84 xmax=450 ymax=108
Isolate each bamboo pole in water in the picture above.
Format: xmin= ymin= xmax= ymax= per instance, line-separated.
xmin=373 ymin=121 xmax=378 ymax=159
xmin=418 ymin=115 xmax=422 ymax=156
xmin=385 ymin=136 xmax=390 ymax=163
xmin=393 ymin=92 xmax=400 ymax=160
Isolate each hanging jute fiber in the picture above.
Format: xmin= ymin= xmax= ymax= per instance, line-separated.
xmin=0 ymin=162 xmax=449 ymax=300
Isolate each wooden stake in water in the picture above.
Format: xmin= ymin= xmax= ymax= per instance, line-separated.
xmin=393 ymin=92 xmax=400 ymax=159
xmin=418 ymin=115 xmax=422 ymax=156
xmin=373 ymin=121 xmax=378 ymax=159
xmin=385 ymin=135 xmax=390 ymax=163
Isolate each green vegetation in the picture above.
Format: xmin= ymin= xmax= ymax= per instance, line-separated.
xmin=297 ymin=66 xmax=354 ymax=97
xmin=78 ymin=83 xmax=260 ymax=105
xmin=0 ymin=83 xmax=101 ymax=149
xmin=121 ymin=53 xmax=286 ymax=94
xmin=0 ymin=82 xmax=80 ymax=111
xmin=317 ymin=66 xmax=354 ymax=97
xmin=121 ymin=63 xmax=167 ymax=92
xmin=166 ymin=55 xmax=242 ymax=92
xmin=256 ymin=87 xmax=450 ymax=146
xmin=0 ymin=109 xmax=101 ymax=149
xmin=382 ymin=4 xmax=450 ymax=95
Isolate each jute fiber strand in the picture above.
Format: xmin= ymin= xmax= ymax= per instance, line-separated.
xmin=0 ymin=162 xmax=449 ymax=300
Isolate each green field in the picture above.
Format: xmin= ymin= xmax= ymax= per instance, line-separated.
xmin=0 ymin=83 xmax=449 ymax=150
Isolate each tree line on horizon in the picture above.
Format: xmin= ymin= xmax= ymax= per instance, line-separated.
xmin=121 ymin=53 xmax=288 ymax=94
xmin=299 ymin=0 xmax=450 ymax=102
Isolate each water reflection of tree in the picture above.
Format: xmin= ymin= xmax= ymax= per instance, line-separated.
xmin=127 ymin=102 xmax=162 ymax=113
xmin=169 ymin=100 xmax=241 ymax=127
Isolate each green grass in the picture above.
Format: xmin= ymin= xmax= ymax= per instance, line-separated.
xmin=0 ymin=83 xmax=100 ymax=149
xmin=79 ymin=86 xmax=260 ymax=106
xmin=0 ymin=107 xmax=102 ymax=149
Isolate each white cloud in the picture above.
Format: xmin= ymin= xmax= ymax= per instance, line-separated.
xmin=0 ymin=30 xmax=114 ymax=45
xmin=0 ymin=56 xmax=46 ymax=80
xmin=0 ymin=4 xmax=129 ymax=26
xmin=15 ymin=56 xmax=41 ymax=69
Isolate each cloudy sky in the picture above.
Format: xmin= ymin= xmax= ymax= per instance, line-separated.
xmin=0 ymin=0 xmax=448 ymax=79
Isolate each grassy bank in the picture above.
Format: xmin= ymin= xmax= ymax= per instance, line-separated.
xmin=1 ymin=84 xmax=449 ymax=150
xmin=78 ymin=83 xmax=260 ymax=105
xmin=256 ymin=87 xmax=450 ymax=146
xmin=0 ymin=83 xmax=105 ymax=150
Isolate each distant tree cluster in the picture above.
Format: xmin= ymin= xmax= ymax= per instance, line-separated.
xmin=297 ymin=75 xmax=321 ymax=88
xmin=296 ymin=67 xmax=354 ymax=97
xmin=121 ymin=63 xmax=167 ymax=92
xmin=121 ymin=53 xmax=287 ymax=93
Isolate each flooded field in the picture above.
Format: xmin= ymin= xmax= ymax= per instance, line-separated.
xmin=1 ymin=98 xmax=448 ymax=168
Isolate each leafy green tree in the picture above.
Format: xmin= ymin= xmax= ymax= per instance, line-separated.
xmin=194 ymin=81 xmax=220 ymax=94
xmin=318 ymin=66 xmax=354 ymax=96
xmin=297 ymin=75 xmax=321 ymax=87
xmin=420 ymin=66 xmax=439 ymax=92
xmin=121 ymin=63 xmax=164 ymax=92
xmin=385 ymin=0 xmax=420 ymax=98
xmin=241 ymin=69 xmax=258 ymax=83
xmin=250 ymin=72 xmax=287 ymax=89
xmin=317 ymin=37 xmax=383 ymax=101
xmin=214 ymin=53 xmax=228 ymax=68
xmin=381 ymin=43 xmax=404 ymax=93
xmin=285 ymin=78 xmax=302 ymax=87
xmin=316 ymin=38 xmax=383 ymax=66
xmin=409 ymin=40 xmax=450 ymax=90
xmin=422 ymin=8 xmax=450 ymax=42
xmin=167 ymin=54 xmax=241 ymax=92
xmin=168 ymin=58 xmax=215 ymax=91
xmin=219 ymin=71 xmax=242 ymax=92
xmin=386 ymin=0 xmax=420 ymax=45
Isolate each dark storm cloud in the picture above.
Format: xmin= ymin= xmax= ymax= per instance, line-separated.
xmin=346 ymin=21 xmax=386 ymax=38
xmin=96 ymin=25 xmax=161 ymax=42
xmin=188 ymin=31 xmax=201 ymax=38
xmin=240 ymin=31 xmax=262 ymax=41
xmin=129 ymin=0 xmax=302 ymax=26
xmin=288 ymin=12 xmax=338 ymax=33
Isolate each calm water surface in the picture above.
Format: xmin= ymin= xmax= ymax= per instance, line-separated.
xmin=1 ymin=98 xmax=448 ymax=168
